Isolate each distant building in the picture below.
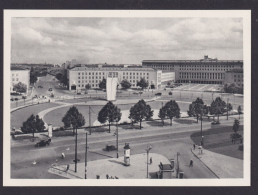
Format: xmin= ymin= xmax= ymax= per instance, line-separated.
xmin=11 ymin=68 xmax=30 ymax=94
xmin=142 ymin=55 xmax=243 ymax=84
xmin=224 ymin=69 xmax=243 ymax=87
xmin=68 ymin=66 xmax=174 ymax=91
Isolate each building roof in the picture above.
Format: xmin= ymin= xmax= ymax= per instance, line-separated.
xmin=69 ymin=66 xmax=156 ymax=72
xmin=142 ymin=60 xmax=243 ymax=64
xmin=159 ymin=163 xmax=173 ymax=171
xmin=142 ymin=56 xmax=243 ymax=64
xmin=11 ymin=67 xmax=30 ymax=71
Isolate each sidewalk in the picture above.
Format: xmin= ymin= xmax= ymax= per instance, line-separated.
xmin=48 ymin=153 xmax=171 ymax=179
xmin=191 ymin=147 xmax=243 ymax=178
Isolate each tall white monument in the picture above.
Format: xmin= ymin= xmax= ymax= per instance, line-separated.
xmin=106 ymin=72 xmax=118 ymax=101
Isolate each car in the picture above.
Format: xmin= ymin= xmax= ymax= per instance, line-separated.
xmin=10 ymin=98 xmax=14 ymax=101
xmin=211 ymin=121 xmax=220 ymax=125
xmin=48 ymin=88 xmax=53 ymax=91
xmin=105 ymin=144 xmax=116 ymax=151
xmin=155 ymin=92 xmax=162 ymax=96
xmin=133 ymin=92 xmax=139 ymax=95
xmin=35 ymin=137 xmax=51 ymax=147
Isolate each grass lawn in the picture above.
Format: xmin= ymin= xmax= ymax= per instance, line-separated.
xmin=191 ymin=125 xmax=243 ymax=159
xmin=44 ymin=100 xmax=192 ymax=128
xmin=11 ymin=103 xmax=59 ymax=129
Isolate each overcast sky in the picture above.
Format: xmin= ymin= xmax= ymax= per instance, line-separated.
xmin=11 ymin=17 xmax=243 ymax=64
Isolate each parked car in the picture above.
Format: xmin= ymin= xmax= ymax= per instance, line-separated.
xmin=211 ymin=121 xmax=220 ymax=125
xmin=48 ymin=88 xmax=53 ymax=91
xmin=35 ymin=137 xmax=51 ymax=147
xmin=155 ymin=92 xmax=162 ymax=96
xmin=105 ymin=144 xmax=116 ymax=151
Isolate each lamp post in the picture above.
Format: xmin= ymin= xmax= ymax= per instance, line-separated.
xmin=227 ymin=98 xmax=229 ymax=120
xmin=145 ymin=144 xmax=152 ymax=178
xmin=176 ymin=152 xmax=180 ymax=178
xmin=74 ymin=126 xmax=79 ymax=172
xmin=85 ymin=132 xmax=88 ymax=179
xmin=116 ymin=121 xmax=119 ymax=158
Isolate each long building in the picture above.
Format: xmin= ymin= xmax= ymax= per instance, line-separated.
xmin=142 ymin=55 xmax=243 ymax=84
xmin=68 ymin=65 xmax=174 ymax=91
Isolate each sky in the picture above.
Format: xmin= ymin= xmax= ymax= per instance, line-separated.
xmin=11 ymin=17 xmax=243 ymax=64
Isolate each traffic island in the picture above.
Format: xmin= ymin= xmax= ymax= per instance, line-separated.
xmin=48 ymin=153 xmax=174 ymax=179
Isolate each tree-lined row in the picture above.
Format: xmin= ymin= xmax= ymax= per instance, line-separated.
xmin=20 ymin=96 xmax=242 ymax=136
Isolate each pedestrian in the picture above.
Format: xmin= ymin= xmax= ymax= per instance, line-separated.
xmin=189 ymin=159 xmax=193 ymax=167
xmin=150 ymin=157 xmax=152 ymax=164
xmin=106 ymin=174 xmax=109 ymax=179
xmin=193 ymin=144 xmax=196 ymax=150
xmin=61 ymin=153 xmax=65 ymax=159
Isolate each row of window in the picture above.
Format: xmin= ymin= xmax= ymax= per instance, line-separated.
xmin=78 ymin=72 xmax=105 ymax=75
xmin=12 ymin=78 xmax=19 ymax=81
xmin=234 ymin=75 xmax=243 ymax=78
xmin=78 ymin=76 xmax=104 ymax=80
xmin=123 ymin=72 xmax=149 ymax=76
xmin=12 ymin=74 xmax=19 ymax=77
xmin=179 ymin=72 xmax=225 ymax=80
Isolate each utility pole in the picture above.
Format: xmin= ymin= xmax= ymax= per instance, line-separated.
xmin=116 ymin=121 xmax=119 ymax=158
xmin=177 ymin=152 xmax=180 ymax=178
xmin=227 ymin=98 xmax=229 ymax=120
xmin=89 ymin=105 xmax=91 ymax=135
xmin=146 ymin=145 xmax=152 ymax=178
xmin=85 ymin=132 xmax=88 ymax=179
xmin=75 ymin=127 xmax=78 ymax=172
xmin=201 ymin=111 xmax=203 ymax=146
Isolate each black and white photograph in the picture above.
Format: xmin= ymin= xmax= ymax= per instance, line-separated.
xmin=3 ymin=10 xmax=251 ymax=186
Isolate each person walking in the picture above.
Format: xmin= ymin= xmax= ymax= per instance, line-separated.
xmin=193 ymin=144 xmax=196 ymax=150
xmin=150 ymin=157 xmax=152 ymax=164
xmin=189 ymin=159 xmax=193 ymax=167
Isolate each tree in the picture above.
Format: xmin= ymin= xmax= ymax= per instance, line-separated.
xmin=210 ymin=97 xmax=227 ymax=122
xmin=158 ymin=106 xmax=166 ymax=126
xmin=30 ymin=67 xmax=38 ymax=85
xmin=163 ymin=100 xmax=180 ymax=126
xmin=137 ymin=78 xmax=149 ymax=90
xmin=120 ymin=80 xmax=131 ymax=90
xmin=238 ymin=105 xmax=242 ymax=119
xmin=232 ymin=119 xmax=240 ymax=134
xmin=55 ymin=73 xmax=63 ymax=81
xmin=21 ymin=114 xmax=45 ymax=137
xmin=145 ymin=105 xmax=154 ymax=121
xmin=62 ymin=106 xmax=85 ymax=136
xmin=99 ymin=78 xmax=106 ymax=89
xmin=13 ymin=82 xmax=27 ymax=93
xmin=98 ymin=101 xmax=122 ymax=133
xmin=129 ymin=99 xmax=153 ymax=129
xmin=85 ymin=83 xmax=91 ymax=90
xmin=187 ymin=98 xmax=207 ymax=123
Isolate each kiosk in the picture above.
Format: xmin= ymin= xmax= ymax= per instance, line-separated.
xmin=124 ymin=143 xmax=130 ymax=166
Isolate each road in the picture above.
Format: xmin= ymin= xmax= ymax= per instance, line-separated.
xmin=11 ymin=118 xmax=241 ymax=179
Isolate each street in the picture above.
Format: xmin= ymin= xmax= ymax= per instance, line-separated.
xmin=11 ymin=117 xmax=242 ymax=179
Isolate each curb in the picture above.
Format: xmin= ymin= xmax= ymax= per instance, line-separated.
xmin=191 ymin=148 xmax=220 ymax=179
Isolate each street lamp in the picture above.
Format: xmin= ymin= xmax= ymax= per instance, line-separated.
xmin=85 ymin=131 xmax=88 ymax=179
xmin=145 ymin=144 xmax=152 ymax=178
xmin=116 ymin=121 xmax=119 ymax=158
xmin=176 ymin=152 xmax=180 ymax=178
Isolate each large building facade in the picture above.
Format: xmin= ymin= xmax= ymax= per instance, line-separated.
xmin=68 ymin=65 xmax=166 ymax=91
xmin=224 ymin=69 xmax=243 ymax=87
xmin=142 ymin=56 xmax=243 ymax=84
xmin=11 ymin=68 xmax=30 ymax=94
